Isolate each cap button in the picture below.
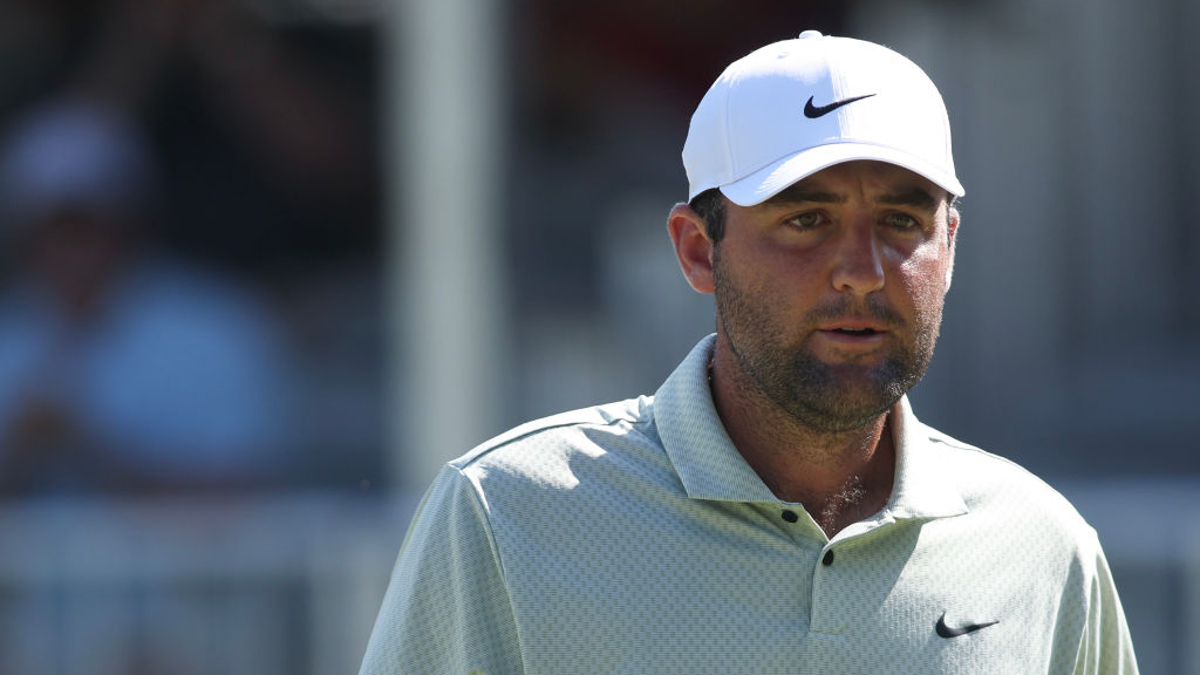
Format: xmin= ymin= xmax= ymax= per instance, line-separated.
xmin=798 ymin=30 xmax=823 ymax=39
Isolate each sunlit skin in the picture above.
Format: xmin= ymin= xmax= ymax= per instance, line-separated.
xmin=667 ymin=161 xmax=959 ymax=536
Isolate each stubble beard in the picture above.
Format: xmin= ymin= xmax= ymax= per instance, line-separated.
xmin=712 ymin=250 xmax=942 ymax=434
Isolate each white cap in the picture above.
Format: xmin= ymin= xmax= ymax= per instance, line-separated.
xmin=683 ymin=30 xmax=963 ymax=206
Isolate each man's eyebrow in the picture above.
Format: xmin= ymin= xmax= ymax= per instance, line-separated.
xmin=762 ymin=184 xmax=943 ymax=210
xmin=763 ymin=185 xmax=845 ymax=206
xmin=878 ymin=188 xmax=940 ymax=210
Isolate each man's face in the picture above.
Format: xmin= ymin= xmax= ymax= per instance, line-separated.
xmin=711 ymin=160 xmax=957 ymax=432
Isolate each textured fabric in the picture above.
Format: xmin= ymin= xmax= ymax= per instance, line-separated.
xmin=360 ymin=335 xmax=1139 ymax=674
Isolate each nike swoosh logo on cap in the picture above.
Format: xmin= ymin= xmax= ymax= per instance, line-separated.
xmin=935 ymin=612 xmax=999 ymax=638
xmin=803 ymin=93 xmax=876 ymax=119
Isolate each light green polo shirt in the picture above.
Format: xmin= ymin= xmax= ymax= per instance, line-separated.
xmin=360 ymin=335 xmax=1138 ymax=674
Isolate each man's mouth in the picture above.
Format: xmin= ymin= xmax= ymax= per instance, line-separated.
xmin=816 ymin=323 xmax=888 ymax=348
xmin=830 ymin=327 xmax=880 ymax=336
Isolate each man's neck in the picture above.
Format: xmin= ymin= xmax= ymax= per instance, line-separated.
xmin=709 ymin=351 xmax=897 ymax=538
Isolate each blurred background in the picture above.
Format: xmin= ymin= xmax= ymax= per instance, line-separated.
xmin=0 ymin=0 xmax=1195 ymax=672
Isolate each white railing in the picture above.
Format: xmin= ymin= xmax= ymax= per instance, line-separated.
xmin=0 ymin=492 xmax=421 ymax=675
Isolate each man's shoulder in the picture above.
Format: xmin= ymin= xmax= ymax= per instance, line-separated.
xmin=449 ymin=396 xmax=659 ymax=477
xmin=918 ymin=423 xmax=1096 ymax=537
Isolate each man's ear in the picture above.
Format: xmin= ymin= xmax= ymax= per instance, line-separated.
xmin=667 ymin=203 xmax=716 ymax=294
xmin=944 ymin=210 xmax=959 ymax=291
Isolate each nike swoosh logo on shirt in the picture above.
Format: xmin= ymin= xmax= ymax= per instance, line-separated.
xmin=803 ymin=93 xmax=876 ymax=119
xmin=935 ymin=612 xmax=999 ymax=638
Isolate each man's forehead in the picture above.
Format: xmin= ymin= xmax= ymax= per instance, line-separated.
xmin=764 ymin=161 xmax=947 ymax=209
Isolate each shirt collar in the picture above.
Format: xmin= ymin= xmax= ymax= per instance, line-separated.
xmin=653 ymin=335 xmax=968 ymax=520
xmin=885 ymin=396 xmax=969 ymax=520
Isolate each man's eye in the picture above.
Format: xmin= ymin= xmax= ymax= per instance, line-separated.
xmin=787 ymin=212 xmax=825 ymax=230
xmin=884 ymin=212 xmax=920 ymax=230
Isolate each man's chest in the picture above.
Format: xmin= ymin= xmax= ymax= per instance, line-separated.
xmin=491 ymin=497 xmax=1082 ymax=674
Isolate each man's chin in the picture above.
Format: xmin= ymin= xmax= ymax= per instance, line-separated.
xmin=775 ymin=366 xmax=910 ymax=431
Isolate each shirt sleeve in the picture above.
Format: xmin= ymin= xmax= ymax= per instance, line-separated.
xmin=1072 ymin=541 xmax=1139 ymax=675
xmin=359 ymin=465 xmax=524 ymax=674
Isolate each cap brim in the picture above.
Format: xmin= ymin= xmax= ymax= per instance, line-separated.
xmin=719 ymin=142 xmax=965 ymax=207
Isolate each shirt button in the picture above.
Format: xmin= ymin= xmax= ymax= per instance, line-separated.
xmin=781 ymin=510 xmax=799 ymax=523
xmin=822 ymin=550 xmax=835 ymax=566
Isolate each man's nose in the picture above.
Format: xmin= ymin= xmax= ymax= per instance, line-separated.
xmin=830 ymin=222 xmax=885 ymax=295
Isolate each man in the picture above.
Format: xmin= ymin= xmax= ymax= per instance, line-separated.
xmin=360 ymin=31 xmax=1139 ymax=673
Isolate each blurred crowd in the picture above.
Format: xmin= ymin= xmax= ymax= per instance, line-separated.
xmin=0 ymin=0 xmax=845 ymax=500
xmin=0 ymin=0 xmax=383 ymax=497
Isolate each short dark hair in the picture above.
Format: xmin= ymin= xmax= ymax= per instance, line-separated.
xmin=688 ymin=188 xmax=726 ymax=243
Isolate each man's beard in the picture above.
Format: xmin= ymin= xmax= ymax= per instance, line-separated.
xmin=712 ymin=251 xmax=942 ymax=433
